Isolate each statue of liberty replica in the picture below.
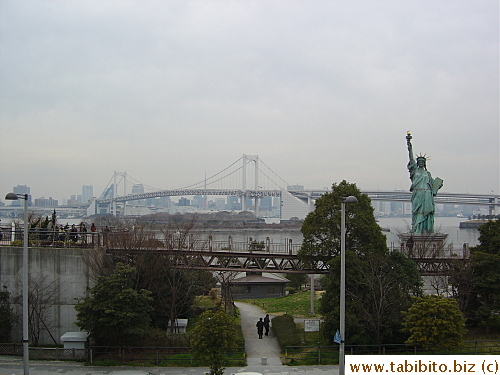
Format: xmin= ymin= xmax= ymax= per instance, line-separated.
xmin=401 ymin=132 xmax=447 ymax=258
xmin=406 ymin=131 xmax=443 ymax=233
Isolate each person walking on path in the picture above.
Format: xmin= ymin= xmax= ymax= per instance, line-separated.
xmin=256 ymin=318 xmax=264 ymax=339
xmin=234 ymin=301 xmax=283 ymax=367
xmin=264 ymin=314 xmax=270 ymax=336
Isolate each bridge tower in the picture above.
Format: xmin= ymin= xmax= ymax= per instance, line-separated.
xmin=112 ymin=171 xmax=127 ymax=216
xmin=242 ymin=154 xmax=259 ymax=215
xmin=489 ymin=196 xmax=499 ymax=216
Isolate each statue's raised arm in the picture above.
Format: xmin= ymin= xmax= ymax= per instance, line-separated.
xmin=406 ymin=131 xmax=414 ymax=163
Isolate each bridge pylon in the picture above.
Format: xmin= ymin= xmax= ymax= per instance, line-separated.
xmin=242 ymin=154 xmax=260 ymax=215
xmin=112 ymin=171 xmax=128 ymax=216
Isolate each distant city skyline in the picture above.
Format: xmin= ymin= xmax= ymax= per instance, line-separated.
xmin=2 ymin=181 xmax=494 ymax=219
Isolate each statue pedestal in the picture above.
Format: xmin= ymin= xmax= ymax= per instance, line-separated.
xmin=398 ymin=233 xmax=449 ymax=258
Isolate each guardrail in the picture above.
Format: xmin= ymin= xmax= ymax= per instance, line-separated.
xmin=0 ymin=228 xmax=102 ymax=248
xmin=101 ymin=230 xmax=302 ymax=254
xmin=0 ymin=227 xmax=302 ymax=255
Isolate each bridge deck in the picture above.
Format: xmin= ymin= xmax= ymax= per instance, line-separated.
xmin=0 ymin=228 xmax=469 ymax=276
xmin=106 ymin=247 xmax=330 ymax=274
xmin=105 ymin=245 xmax=468 ymax=276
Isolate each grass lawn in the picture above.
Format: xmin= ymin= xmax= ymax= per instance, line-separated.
xmin=239 ymin=290 xmax=323 ymax=318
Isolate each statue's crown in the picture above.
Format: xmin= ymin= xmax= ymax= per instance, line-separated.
xmin=416 ymin=153 xmax=429 ymax=161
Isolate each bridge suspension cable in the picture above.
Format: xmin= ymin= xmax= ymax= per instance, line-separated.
xmin=259 ymin=159 xmax=290 ymax=189
xmin=125 ymin=173 xmax=164 ymax=192
xmin=177 ymin=156 xmax=244 ymax=190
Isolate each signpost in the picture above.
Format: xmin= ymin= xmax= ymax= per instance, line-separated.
xmin=304 ymin=319 xmax=320 ymax=332
xmin=303 ymin=319 xmax=320 ymax=342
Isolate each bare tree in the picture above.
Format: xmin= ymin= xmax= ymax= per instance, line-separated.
xmin=216 ymin=270 xmax=239 ymax=315
xmin=154 ymin=220 xmax=216 ymax=331
xmin=82 ymin=216 xmax=216 ymax=332
xmin=448 ymin=258 xmax=474 ymax=314
xmin=428 ymin=275 xmax=450 ymax=296
xmin=13 ymin=274 xmax=62 ymax=346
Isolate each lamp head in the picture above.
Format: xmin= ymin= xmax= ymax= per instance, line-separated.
xmin=343 ymin=196 xmax=358 ymax=204
xmin=5 ymin=193 xmax=19 ymax=201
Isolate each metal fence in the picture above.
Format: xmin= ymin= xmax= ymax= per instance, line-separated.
xmin=0 ymin=344 xmax=246 ymax=366
xmin=0 ymin=228 xmax=102 ymax=248
xmin=88 ymin=346 xmax=246 ymax=366
xmin=0 ymin=343 xmax=86 ymax=360
xmin=285 ymin=341 xmax=500 ymax=365
xmin=0 ymin=227 xmax=302 ymax=254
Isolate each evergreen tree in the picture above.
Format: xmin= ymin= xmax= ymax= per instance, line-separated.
xmin=474 ymin=219 xmax=500 ymax=255
xmin=403 ymin=295 xmax=466 ymax=350
xmin=75 ymin=263 xmax=153 ymax=346
xmin=469 ymin=220 xmax=500 ymax=331
xmin=190 ymin=308 xmax=238 ymax=375
xmin=299 ymin=181 xmax=387 ymax=262
xmin=451 ymin=220 xmax=500 ymax=331
xmin=299 ymin=180 xmax=422 ymax=345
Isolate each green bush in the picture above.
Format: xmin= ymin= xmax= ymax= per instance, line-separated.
xmin=271 ymin=314 xmax=302 ymax=350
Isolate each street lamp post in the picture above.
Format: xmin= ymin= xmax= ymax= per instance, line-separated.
xmin=339 ymin=195 xmax=358 ymax=375
xmin=5 ymin=193 xmax=29 ymax=375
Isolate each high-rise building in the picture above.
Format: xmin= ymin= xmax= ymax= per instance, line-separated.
xmin=131 ymin=184 xmax=144 ymax=194
xmin=131 ymin=184 xmax=145 ymax=205
xmin=193 ymin=195 xmax=204 ymax=208
xmin=67 ymin=196 xmax=79 ymax=206
xmin=178 ymin=197 xmax=191 ymax=206
xmin=12 ymin=185 xmax=31 ymax=205
xmin=82 ymin=185 xmax=93 ymax=203
xmin=35 ymin=197 xmax=58 ymax=207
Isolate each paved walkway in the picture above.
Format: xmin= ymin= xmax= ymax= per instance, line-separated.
xmin=0 ymin=302 xmax=338 ymax=375
xmin=234 ymin=301 xmax=282 ymax=367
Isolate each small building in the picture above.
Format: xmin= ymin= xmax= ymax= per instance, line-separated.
xmin=228 ymin=272 xmax=289 ymax=299
xmin=60 ymin=331 xmax=88 ymax=349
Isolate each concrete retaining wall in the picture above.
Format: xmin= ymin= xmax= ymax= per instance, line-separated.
xmin=0 ymin=247 xmax=91 ymax=345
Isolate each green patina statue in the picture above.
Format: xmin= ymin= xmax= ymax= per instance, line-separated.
xmin=406 ymin=132 xmax=443 ymax=234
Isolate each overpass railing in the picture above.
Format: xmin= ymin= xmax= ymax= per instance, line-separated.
xmin=0 ymin=227 xmax=470 ymax=260
xmin=105 ymin=230 xmax=303 ymax=255
xmin=0 ymin=226 xmax=303 ymax=254
xmin=0 ymin=227 xmax=102 ymax=248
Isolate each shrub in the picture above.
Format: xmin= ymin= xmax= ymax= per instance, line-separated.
xmin=271 ymin=314 xmax=302 ymax=350
xmin=403 ymin=295 xmax=466 ymax=350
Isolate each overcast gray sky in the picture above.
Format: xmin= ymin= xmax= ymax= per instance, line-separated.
xmin=1 ymin=0 xmax=498 ymax=202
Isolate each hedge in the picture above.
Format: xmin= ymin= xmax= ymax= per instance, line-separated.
xmin=271 ymin=314 xmax=302 ymax=350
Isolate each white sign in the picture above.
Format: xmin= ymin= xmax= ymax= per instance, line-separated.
xmin=304 ymin=319 xmax=320 ymax=332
